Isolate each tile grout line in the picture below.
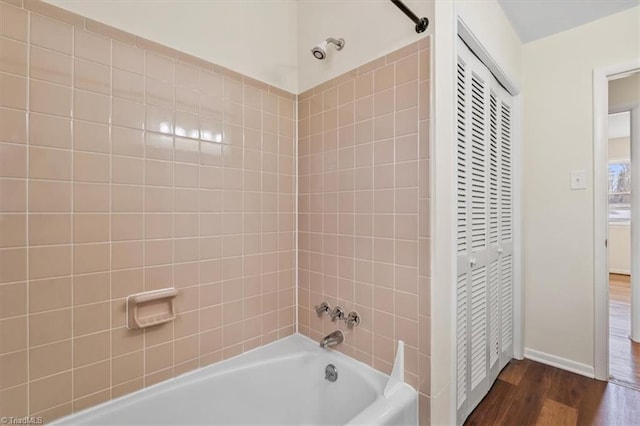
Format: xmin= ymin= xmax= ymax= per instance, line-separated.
xmin=170 ymin=56 xmax=176 ymax=382
xmin=69 ymin=22 xmax=75 ymax=414
xmin=141 ymin=46 xmax=146 ymax=389
xmin=108 ymin=30 xmax=114 ymax=404
xmin=196 ymin=64 xmax=202 ymax=369
xmin=25 ymin=6 xmax=31 ymax=418
xmin=294 ymin=92 xmax=299 ymax=336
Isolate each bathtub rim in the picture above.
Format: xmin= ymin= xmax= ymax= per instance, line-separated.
xmin=51 ymin=332 xmax=417 ymax=425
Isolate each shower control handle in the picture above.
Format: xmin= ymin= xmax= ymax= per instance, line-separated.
xmin=345 ymin=311 xmax=360 ymax=328
xmin=315 ymin=301 xmax=331 ymax=317
xmin=329 ymin=306 xmax=344 ymax=322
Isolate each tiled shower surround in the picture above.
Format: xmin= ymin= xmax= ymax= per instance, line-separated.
xmin=0 ymin=0 xmax=431 ymax=423
xmin=297 ymin=40 xmax=431 ymax=420
xmin=0 ymin=0 xmax=295 ymax=420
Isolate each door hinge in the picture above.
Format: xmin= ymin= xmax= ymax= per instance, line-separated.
xmin=605 ymin=238 xmax=608 ymax=248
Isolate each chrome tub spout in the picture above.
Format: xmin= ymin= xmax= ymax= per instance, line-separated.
xmin=319 ymin=330 xmax=344 ymax=349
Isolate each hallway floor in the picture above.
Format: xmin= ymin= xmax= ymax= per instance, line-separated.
xmin=609 ymin=273 xmax=640 ymax=390
xmin=464 ymin=358 xmax=640 ymax=426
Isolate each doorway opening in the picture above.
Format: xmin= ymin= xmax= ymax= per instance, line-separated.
xmin=607 ymin=106 xmax=639 ymax=390
xmin=594 ymin=61 xmax=640 ymax=385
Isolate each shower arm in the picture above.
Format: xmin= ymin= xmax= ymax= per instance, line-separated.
xmin=390 ymin=0 xmax=429 ymax=34
xmin=326 ymin=38 xmax=345 ymax=50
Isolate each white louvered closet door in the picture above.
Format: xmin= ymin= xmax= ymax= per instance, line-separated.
xmin=456 ymin=39 xmax=514 ymax=425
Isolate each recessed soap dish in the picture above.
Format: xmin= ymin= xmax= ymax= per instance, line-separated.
xmin=126 ymin=288 xmax=178 ymax=329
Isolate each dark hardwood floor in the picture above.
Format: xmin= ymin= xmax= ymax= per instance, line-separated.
xmin=465 ymin=274 xmax=640 ymax=425
xmin=465 ymin=358 xmax=640 ymax=426
xmin=609 ymin=273 xmax=640 ymax=390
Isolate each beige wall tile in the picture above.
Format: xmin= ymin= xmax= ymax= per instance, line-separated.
xmin=0 ymin=316 xmax=27 ymax=354
xmin=0 ymin=213 xmax=26 ymax=248
xmin=113 ymin=68 xmax=144 ymax=103
xmin=298 ymin=41 xmax=430 ymax=392
xmin=0 ymin=383 xmax=27 ymax=418
xmin=75 ymin=30 xmax=110 ymax=65
xmin=74 ymin=359 xmax=110 ymax=398
xmin=1 ymin=3 xmax=28 ymax=42
xmin=29 ymin=245 xmax=71 ymax=279
xmin=29 ymin=214 xmax=71 ymax=245
xmin=145 ymin=342 xmax=173 ymax=374
xmin=30 ymin=80 xmax=71 ymax=117
xmin=0 ymin=143 xmax=26 ymax=179
xmin=0 ymin=108 xmax=27 ymax=144
xmin=29 ymin=146 xmax=71 ymax=181
xmin=73 ymin=272 xmax=110 ymax=305
xmin=146 ymin=132 xmax=174 ymax=161
xmin=112 ymin=98 xmax=145 ymax=130
xmin=112 ymin=241 xmax=143 ymax=270
xmin=29 ymin=113 xmax=71 ymax=149
xmin=29 ymin=339 xmax=71 ymax=380
xmin=73 ymin=242 xmax=110 ymax=274
xmin=29 ymin=308 xmax=71 ymax=347
xmin=0 ymin=179 xmax=26 ymax=212
xmin=0 ymin=350 xmax=27 ymax=389
xmin=73 ymin=213 xmax=109 ymax=243
xmin=3 ymin=0 xmax=307 ymax=416
xmin=0 ymin=37 xmax=27 ymax=76
xmin=0 ymin=72 xmax=27 ymax=110
xmin=30 ymin=46 xmax=71 ymax=86
xmin=73 ymin=301 xmax=110 ymax=337
xmin=74 ymin=389 xmax=110 ymax=413
xmin=73 ymin=183 xmax=109 ymax=212
xmin=112 ymin=350 xmax=143 ymax=385
xmin=29 ymin=276 xmax=71 ymax=313
xmin=73 ymin=152 xmax=109 ymax=183
xmin=75 ymin=59 xmax=110 ymax=95
xmin=74 ymin=90 xmax=110 ymax=123
xmin=112 ymin=379 xmax=142 ymax=399
xmin=145 ymin=52 xmax=174 ymax=83
xmin=111 ymin=327 xmax=143 ymax=357
xmin=113 ymin=41 xmax=144 ymax=74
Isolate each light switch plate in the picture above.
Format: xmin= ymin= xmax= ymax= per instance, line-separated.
xmin=570 ymin=170 xmax=587 ymax=190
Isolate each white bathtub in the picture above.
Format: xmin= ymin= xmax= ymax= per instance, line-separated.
xmin=53 ymin=334 xmax=417 ymax=425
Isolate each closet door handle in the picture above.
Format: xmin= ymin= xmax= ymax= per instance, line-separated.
xmin=469 ymin=258 xmax=477 ymax=267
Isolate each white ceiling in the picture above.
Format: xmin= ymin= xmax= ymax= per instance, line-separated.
xmin=609 ymin=111 xmax=630 ymax=139
xmin=498 ymin=0 xmax=640 ymax=43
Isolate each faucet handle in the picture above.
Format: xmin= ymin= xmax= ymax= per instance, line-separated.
xmin=345 ymin=311 xmax=360 ymax=328
xmin=315 ymin=301 xmax=330 ymax=317
xmin=329 ymin=306 xmax=344 ymax=322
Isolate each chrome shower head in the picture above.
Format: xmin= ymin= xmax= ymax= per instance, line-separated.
xmin=311 ymin=38 xmax=345 ymax=61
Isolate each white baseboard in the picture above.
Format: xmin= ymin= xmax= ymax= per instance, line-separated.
xmin=524 ymin=348 xmax=594 ymax=378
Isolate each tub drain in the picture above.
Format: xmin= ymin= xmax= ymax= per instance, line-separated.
xmin=325 ymin=364 xmax=338 ymax=382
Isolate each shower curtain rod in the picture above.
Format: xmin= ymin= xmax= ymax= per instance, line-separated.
xmin=390 ymin=0 xmax=429 ymax=34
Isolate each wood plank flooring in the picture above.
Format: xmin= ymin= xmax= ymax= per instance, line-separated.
xmin=609 ymin=273 xmax=640 ymax=390
xmin=465 ymin=274 xmax=640 ymax=425
xmin=465 ymin=359 xmax=640 ymax=426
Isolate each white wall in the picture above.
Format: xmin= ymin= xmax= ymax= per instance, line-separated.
xmin=45 ymin=0 xmax=298 ymax=93
xmin=431 ymin=1 xmax=456 ymax=422
xmin=523 ymin=6 xmax=640 ymax=369
xmin=297 ymin=0 xmax=434 ymax=93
